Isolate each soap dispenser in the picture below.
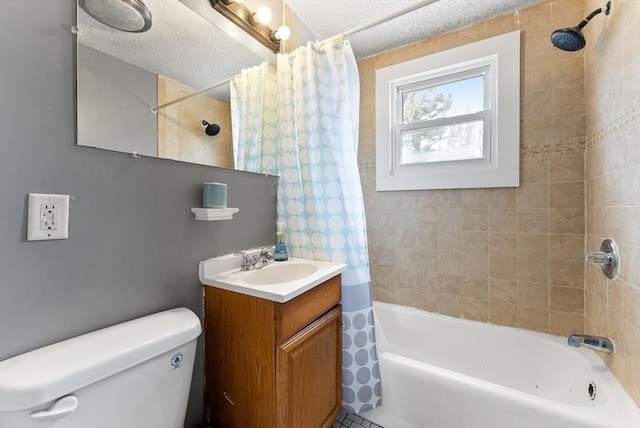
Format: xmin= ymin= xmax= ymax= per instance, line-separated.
xmin=274 ymin=222 xmax=288 ymax=261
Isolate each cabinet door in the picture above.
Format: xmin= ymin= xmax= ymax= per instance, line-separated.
xmin=276 ymin=306 xmax=342 ymax=428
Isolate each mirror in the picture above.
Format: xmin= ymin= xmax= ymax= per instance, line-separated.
xmin=76 ymin=0 xmax=278 ymax=170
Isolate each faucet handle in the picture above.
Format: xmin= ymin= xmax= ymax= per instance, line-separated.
xmin=585 ymin=238 xmax=619 ymax=280
xmin=234 ymin=251 xmax=251 ymax=270
xmin=259 ymin=246 xmax=274 ymax=261
xmin=234 ymin=251 xmax=249 ymax=260
xmin=585 ymin=251 xmax=613 ymax=264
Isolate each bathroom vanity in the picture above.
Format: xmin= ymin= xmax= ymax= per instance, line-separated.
xmin=200 ymin=255 xmax=346 ymax=428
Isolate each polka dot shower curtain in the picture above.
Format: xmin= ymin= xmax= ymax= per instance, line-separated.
xmin=230 ymin=38 xmax=381 ymax=413
xmin=230 ymin=62 xmax=278 ymax=172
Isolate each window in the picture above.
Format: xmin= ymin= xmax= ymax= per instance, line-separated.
xmin=376 ymin=30 xmax=520 ymax=191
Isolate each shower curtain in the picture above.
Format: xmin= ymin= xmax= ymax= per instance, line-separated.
xmin=231 ymin=38 xmax=381 ymax=413
xmin=230 ymin=62 xmax=278 ymax=173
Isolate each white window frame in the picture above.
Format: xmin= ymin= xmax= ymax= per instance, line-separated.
xmin=376 ymin=30 xmax=520 ymax=191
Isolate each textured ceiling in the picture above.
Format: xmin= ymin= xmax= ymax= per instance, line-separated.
xmin=77 ymin=0 xmax=545 ymax=100
xmin=286 ymin=0 xmax=545 ymax=59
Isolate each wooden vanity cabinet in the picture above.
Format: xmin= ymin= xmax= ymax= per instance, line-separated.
xmin=203 ymin=275 xmax=342 ymax=428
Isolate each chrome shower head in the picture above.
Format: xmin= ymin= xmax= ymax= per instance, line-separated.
xmin=550 ymin=1 xmax=611 ymax=51
xmin=78 ymin=0 xmax=152 ymax=33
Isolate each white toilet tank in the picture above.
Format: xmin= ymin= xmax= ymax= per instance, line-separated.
xmin=0 ymin=307 xmax=201 ymax=428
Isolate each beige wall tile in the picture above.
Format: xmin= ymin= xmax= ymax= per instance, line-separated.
xmin=463 ymin=275 xmax=489 ymax=300
xmin=439 ymin=230 xmax=462 ymax=253
xmin=489 ymin=278 xmax=518 ymax=304
xmin=549 ymin=259 xmax=585 ymax=288
xmin=551 ymin=55 xmax=585 ymax=89
xmin=489 ymin=232 xmax=517 ymax=256
xmin=439 ymin=252 xmax=462 ymax=275
xmin=489 ymin=209 xmax=518 ymax=232
xmin=462 ymin=298 xmax=489 ymax=321
xmin=488 ymin=188 xmax=517 ymax=208
xmin=550 ymin=310 xmax=584 ymax=335
xmin=549 ymin=182 xmax=585 ymax=208
xmin=438 ymin=209 xmax=463 ymax=231
xmin=549 ymin=208 xmax=585 ymax=234
xmin=521 ymin=158 xmax=549 ymax=183
xmin=518 ymin=281 xmax=550 ymax=309
xmin=518 ymin=307 xmax=550 ymax=333
xmin=489 ymin=301 xmax=517 ymax=327
xmin=463 ymin=253 xmax=489 ymax=277
xmin=459 ymin=22 xmax=486 ymax=45
xmin=518 ymin=258 xmax=549 ymax=283
xmin=518 ymin=233 xmax=549 ymax=259
xmin=490 ymin=255 xmax=518 ymax=281
xmin=463 ymin=209 xmax=489 ymax=231
xmin=550 ymin=285 xmax=585 ymax=314
xmin=518 ymin=183 xmax=549 ymax=208
xmin=416 ymin=208 xmax=439 ymax=230
xmin=463 ymin=231 xmax=489 ymax=254
xmin=521 ymin=115 xmax=554 ymax=143
xmin=462 ymin=189 xmax=490 ymax=208
xmin=417 ymin=229 xmax=438 ymax=252
xmin=549 ymin=155 xmax=585 ymax=182
xmin=518 ymin=208 xmax=549 ymax=233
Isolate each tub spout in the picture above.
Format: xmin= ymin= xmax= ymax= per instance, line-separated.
xmin=568 ymin=331 xmax=615 ymax=355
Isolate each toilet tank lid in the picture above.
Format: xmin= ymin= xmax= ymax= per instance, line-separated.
xmin=0 ymin=307 xmax=202 ymax=412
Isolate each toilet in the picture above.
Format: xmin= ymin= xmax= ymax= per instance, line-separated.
xmin=0 ymin=307 xmax=201 ymax=427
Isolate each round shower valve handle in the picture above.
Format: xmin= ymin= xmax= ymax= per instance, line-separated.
xmin=585 ymin=238 xmax=619 ymax=280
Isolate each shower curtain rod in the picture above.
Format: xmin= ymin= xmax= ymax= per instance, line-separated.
xmin=327 ymin=0 xmax=441 ymax=42
xmin=150 ymin=76 xmax=234 ymax=113
xmin=151 ymin=0 xmax=441 ymax=113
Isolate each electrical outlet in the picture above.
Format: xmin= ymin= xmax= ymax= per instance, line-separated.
xmin=40 ymin=202 xmax=58 ymax=230
xmin=27 ymin=193 xmax=69 ymax=241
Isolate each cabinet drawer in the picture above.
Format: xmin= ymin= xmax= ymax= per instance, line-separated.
xmin=275 ymin=275 xmax=341 ymax=342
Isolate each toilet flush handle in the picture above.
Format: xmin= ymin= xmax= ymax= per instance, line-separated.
xmin=30 ymin=395 xmax=79 ymax=421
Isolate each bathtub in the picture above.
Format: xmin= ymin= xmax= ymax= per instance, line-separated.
xmin=359 ymin=301 xmax=640 ymax=428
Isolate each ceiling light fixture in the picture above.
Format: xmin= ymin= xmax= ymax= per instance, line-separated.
xmin=211 ymin=0 xmax=285 ymax=53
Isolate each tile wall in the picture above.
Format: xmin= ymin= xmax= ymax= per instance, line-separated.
xmin=157 ymin=76 xmax=234 ymax=168
xmin=583 ymin=0 xmax=640 ymax=405
xmin=358 ymin=0 xmax=587 ymax=336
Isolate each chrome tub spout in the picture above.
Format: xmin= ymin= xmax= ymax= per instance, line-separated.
xmin=568 ymin=331 xmax=615 ymax=355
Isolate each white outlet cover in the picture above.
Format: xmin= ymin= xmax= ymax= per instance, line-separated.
xmin=27 ymin=193 xmax=69 ymax=241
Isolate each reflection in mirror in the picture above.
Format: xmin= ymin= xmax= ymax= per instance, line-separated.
xmin=157 ymin=76 xmax=233 ymax=168
xmin=75 ymin=0 xmax=276 ymax=170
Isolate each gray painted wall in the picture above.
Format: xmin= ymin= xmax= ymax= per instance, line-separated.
xmin=0 ymin=1 xmax=278 ymax=427
xmin=77 ymin=43 xmax=158 ymax=156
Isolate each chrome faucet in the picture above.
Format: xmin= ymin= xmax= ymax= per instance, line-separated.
xmin=568 ymin=331 xmax=615 ymax=355
xmin=234 ymin=246 xmax=274 ymax=271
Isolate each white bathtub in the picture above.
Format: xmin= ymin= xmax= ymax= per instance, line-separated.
xmin=359 ymin=301 xmax=640 ymax=428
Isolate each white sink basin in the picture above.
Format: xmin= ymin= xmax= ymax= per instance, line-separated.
xmin=244 ymin=262 xmax=319 ymax=285
xmin=199 ymin=253 xmax=347 ymax=303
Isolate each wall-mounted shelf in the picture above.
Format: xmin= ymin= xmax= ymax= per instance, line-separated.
xmin=191 ymin=207 xmax=239 ymax=221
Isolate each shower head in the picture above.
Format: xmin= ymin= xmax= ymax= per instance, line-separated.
xmin=78 ymin=0 xmax=152 ymax=33
xmin=550 ymin=27 xmax=586 ymax=52
xmin=202 ymin=120 xmax=221 ymax=136
xmin=550 ymin=1 xmax=611 ymax=51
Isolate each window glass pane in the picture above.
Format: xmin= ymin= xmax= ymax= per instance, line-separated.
xmin=400 ymin=119 xmax=484 ymax=164
xmin=402 ymin=75 xmax=484 ymax=124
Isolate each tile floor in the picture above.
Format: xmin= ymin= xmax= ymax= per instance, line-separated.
xmin=334 ymin=409 xmax=383 ymax=428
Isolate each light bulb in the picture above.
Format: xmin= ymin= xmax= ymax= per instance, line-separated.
xmin=274 ymin=25 xmax=291 ymax=41
xmin=254 ymin=6 xmax=271 ymax=24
